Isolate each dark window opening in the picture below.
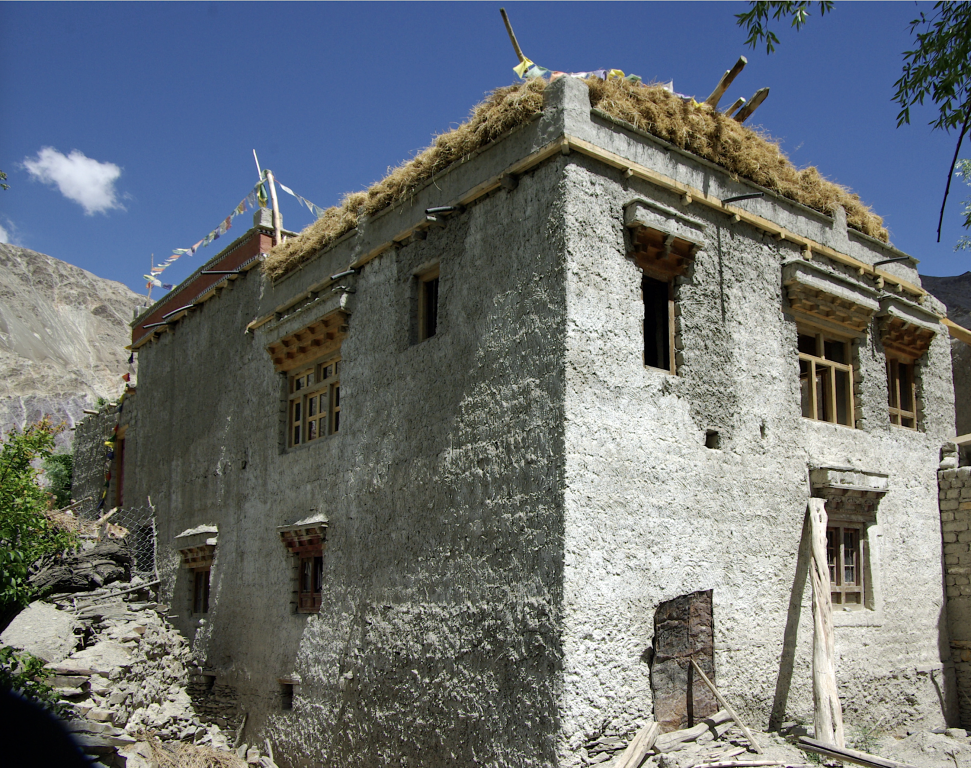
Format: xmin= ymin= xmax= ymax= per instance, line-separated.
xmin=642 ymin=275 xmax=672 ymax=372
xmin=705 ymin=430 xmax=721 ymax=449
xmin=192 ymin=568 xmax=210 ymax=614
xmin=887 ymin=357 xmax=917 ymax=429
xmin=419 ymin=271 xmax=440 ymax=341
xmin=281 ymin=682 xmax=294 ymax=710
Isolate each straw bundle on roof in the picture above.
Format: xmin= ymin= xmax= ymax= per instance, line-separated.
xmin=264 ymin=77 xmax=886 ymax=281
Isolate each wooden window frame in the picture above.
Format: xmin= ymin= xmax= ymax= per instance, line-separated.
xmin=418 ymin=266 xmax=440 ymax=342
xmin=287 ymin=356 xmax=340 ymax=448
xmin=296 ymin=553 xmax=323 ymax=613
xmin=887 ymin=355 xmax=918 ymax=430
xmin=192 ymin=567 xmax=211 ymax=615
xmin=798 ymin=325 xmax=855 ymax=427
xmin=826 ymin=522 xmax=865 ymax=609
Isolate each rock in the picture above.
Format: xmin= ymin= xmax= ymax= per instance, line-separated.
xmin=70 ymin=640 xmax=131 ymax=672
xmin=87 ymin=707 xmax=114 ymax=722
xmin=247 ymin=747 xmax=261 ymax=764
xmin=0 ymin=601 xmax=80 ymax=663
xmin=117 ymin=741 xmax=155 ymax=768
xmin=30 ymin=543 xmax=133 ymax=597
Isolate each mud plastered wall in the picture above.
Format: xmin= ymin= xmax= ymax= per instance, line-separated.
xmin=554 ymin=76 xmax=954 ymax=760
xmin=941 ymin=458 xmax=971 ymax=728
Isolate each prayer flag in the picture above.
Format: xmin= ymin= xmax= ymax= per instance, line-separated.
xmin=513 ymin=57 xmax=535 ymax=78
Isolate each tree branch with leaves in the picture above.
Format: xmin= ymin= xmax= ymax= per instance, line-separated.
xmin=737 ymin=1 xmax=971 ymax=244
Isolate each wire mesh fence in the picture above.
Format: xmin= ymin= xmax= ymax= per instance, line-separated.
xmin=97 ymin=505 xmax=157 ymax=578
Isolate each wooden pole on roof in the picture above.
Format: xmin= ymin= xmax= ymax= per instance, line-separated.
xmin=724 ymin=97 xmax=746 ymax=118
xmin=265 ymin=169 xmax=282 ymax=246
xmin=734 ymin=88 xmax=770 ymax=123
xmin=704 ymin=56 xmax=747 ymax=109
xmin=499 ymin=8 xmax=526 ymax=64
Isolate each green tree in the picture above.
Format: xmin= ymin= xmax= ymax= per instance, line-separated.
xmin=0 ymin=170 xmax=7 ymax=191
xmin=0 ymin=420 xmax=76 ymax=620
xmin=737 ymin=1 xmax=971 ymax=243
xmin=43 ymin=453 xmax=73 ymax=509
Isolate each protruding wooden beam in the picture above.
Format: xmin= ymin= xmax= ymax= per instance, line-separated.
xmin=734 ymin=88 xmax=770 ymax=123
xmin=499 ymin=8 xmax=526 ymax=64
xmin=724 ymin=97 xmax=746 ymax=118
xmin=705 ymin=56 xmax=747 ymax=109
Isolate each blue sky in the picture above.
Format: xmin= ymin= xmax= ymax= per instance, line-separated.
xmin=1 ymin=1 xmax=968 ymax=299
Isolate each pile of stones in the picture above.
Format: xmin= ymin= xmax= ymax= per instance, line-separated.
xmin=1 ymin=548 xmax=279 ymax=767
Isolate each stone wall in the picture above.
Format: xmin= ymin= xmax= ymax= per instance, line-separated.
xmin=941 ymin=446 xmax=971 ymax=728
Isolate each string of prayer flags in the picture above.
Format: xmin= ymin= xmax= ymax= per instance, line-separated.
xmin=515 ymin=62 xmax=643 ymax=85
xmin=275 ymin=179 xmax=328 ymax=219
xmin=146 ymin=178 xmax=266 ymax=290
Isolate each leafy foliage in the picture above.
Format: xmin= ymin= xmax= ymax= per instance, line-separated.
xmin=735 ymin=1 xmax=833 ymax=54
xmin=43 ymin=453 xmax=73 ymax=510
xmin=894 ymin=2 xmax=971 ymax=131
xmin=0 ymin=420 xmax=77 ymax=614
xmin=0 ymin=646 xmax=66 ymax=716
xmin=0 ymin=170 xmax=7 ymax=191
xmin=957 ymin=159 xmax=971 ymax=251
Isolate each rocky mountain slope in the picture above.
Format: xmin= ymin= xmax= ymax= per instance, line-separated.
xmin=0 ymin=244 xmax=144 ymax=447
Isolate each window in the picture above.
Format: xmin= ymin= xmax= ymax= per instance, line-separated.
xmin=278 ymin=519 xmax=327 ymax=614
xmin=288 ymin=358 xmax=340 ymax=447
xmin=192 ymin=567 xmax=211 ymax=614
xmin=826 ymin=523 xmax=864 ymax=608
xmin=418 ymin=267 xmax=440 ymax=341
xmin=643 ymin=275 xmax=674 ymax=372
xmin=798 ymin=328 xmax=855 ymax=427
xmin=297 ymin=554 xmax=323 ymax=612
xmin=887 ymin=356 xmax=917 ymax=429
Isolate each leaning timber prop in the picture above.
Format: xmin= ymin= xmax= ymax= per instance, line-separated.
xmin=690 ymin=658 xmax=763 ymax=754
xmin=807 ymin=498 xmax=845 ymax=748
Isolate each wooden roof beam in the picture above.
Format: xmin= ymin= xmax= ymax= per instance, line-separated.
xmin=705 ymin=56 xmax=747 ymax=109
xmin=734 ymin=88 xmax=770 ymax=123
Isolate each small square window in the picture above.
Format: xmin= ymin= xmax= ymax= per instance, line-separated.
xmin=418 ymin=267 xmax=440 ymax=342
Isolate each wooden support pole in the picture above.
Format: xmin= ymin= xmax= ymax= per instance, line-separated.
xmin=499 ymin=8 xmax=526 ymax=64
xmin=807 ymin=498 xmax=845 ymax=748
xmin=734 ymin=88 xmax=770 ymax=123
xmin=705 ymin=56 xmax=748 ymax=109
xmin=689 ymin=658 xmax=763 ymax=755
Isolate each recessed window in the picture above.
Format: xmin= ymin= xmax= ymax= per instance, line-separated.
xmin=281 ymin=682 xmax=295 ymax=710
xmin=192 ymin=568 xmax=211 ymax=614
xmin=297 ymin=554 xmax=323 ymax=613
xmin=288 ymin=358 xmax=340 ymax=447
xmin=887 ymin=356 xmax=917 ymax=430
xmin=826 ymin=523 xmax=865 ymax=609
xmin=798 ymin=327 xmax=855 ymax=427
xmin=643 ymin=275 xmax=674 ymax=372
xmin=418 ymin=267 xmax=440 ymax=341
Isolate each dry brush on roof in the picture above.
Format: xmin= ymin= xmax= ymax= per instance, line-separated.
xmin=264 ymin=77 xmax=887 ymax=281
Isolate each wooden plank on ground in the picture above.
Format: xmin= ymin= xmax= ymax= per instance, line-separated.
xmin=653 ymin=709 xmax=732 ymax=753
xmin=608 ymin=721 xmax=660 ymax=768
xmin=797 ymin=737 xmax=918 ymax=768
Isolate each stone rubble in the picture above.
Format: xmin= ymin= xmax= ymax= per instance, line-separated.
xmin=6 ymin=576 xmax=279 ymax=768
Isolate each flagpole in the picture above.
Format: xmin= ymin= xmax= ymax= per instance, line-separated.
xmin=147 ymin=253 xmax=153 ymax=302
xmin=265 ymin=169 xmax=282 ymax=246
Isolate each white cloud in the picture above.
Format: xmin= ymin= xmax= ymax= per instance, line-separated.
xmin=23 ymin=147 xmax=123 ymax=215
xmin=0 ymin=223 xmax=8 ymax=244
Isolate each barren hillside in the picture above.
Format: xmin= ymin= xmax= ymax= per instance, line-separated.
xmin=0 ymin=243 xmax=144 ymax=446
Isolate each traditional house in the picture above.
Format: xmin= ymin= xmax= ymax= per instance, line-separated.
xmin=115 ymin=75 xmax=963 ymax=766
